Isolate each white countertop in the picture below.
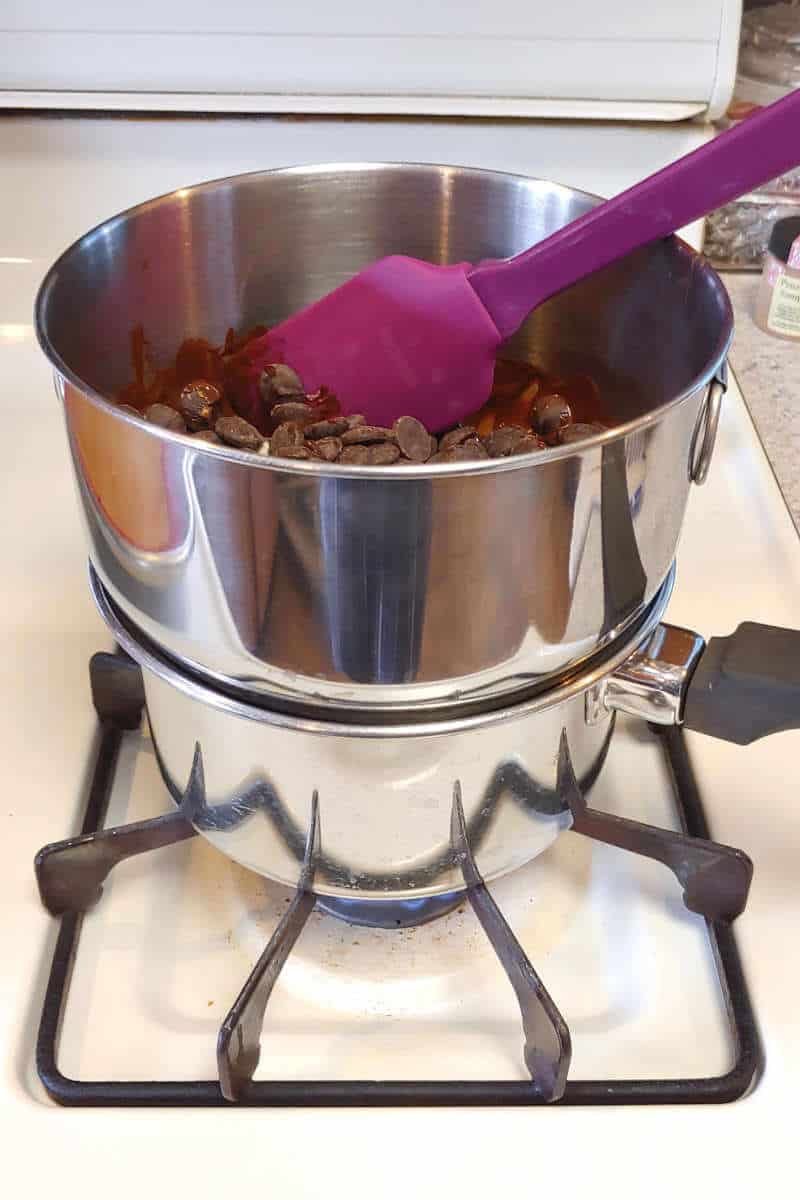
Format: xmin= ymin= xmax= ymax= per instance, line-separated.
xmin=726 ymin=271 xmax=800 ymax=529
xmin=1 ymin=113 xmax=798 ymax=1199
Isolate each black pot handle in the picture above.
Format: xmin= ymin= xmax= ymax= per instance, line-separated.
xmin=683 ymin=622 xmax=800 ymax=745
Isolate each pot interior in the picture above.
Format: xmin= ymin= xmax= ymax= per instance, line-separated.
xmin=38 ymin=163 xmax=732 ymax=425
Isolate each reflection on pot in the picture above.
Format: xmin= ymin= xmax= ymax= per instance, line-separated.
xmin=319 ymin=476 xmax=432 ymax=683
xmin=152 ymin=727 xmax=612 ymax=893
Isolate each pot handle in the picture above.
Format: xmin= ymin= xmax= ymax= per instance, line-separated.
xmin=600 ymin=620 xmax=800 ymax=745
xmin=689 ymin=363 xmax=726 ymax=486
xmin=683 ymin=622 xmax=800 ymax=745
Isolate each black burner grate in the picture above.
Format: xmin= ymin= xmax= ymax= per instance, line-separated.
xmin=35 ymin=653 xmax=763 ymax=1107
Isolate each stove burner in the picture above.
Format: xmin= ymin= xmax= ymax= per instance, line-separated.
xmin=33 ymin=651 xmax=764 ymax=1107
xmin=316 ymin=893 xmax=464 ymax=927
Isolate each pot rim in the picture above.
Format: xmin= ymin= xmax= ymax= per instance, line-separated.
xmin=35 ymin=161 xmax=733 ymax=478
xmin=91 ymin=561 xmax=676 ymax=738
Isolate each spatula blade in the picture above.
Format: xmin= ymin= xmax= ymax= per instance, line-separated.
xmin=260 ymin=256 xmax=502 ymax=432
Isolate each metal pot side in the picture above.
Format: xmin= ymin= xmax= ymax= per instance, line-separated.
xmin=91 ymin=566 xmax=675 ymax=900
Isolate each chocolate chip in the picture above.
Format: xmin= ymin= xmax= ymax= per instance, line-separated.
xmin=393 ymin=415 xmax=432 ymax=462
xmin=305 ymin=417 xmax=350 ymax=439
xmin=509 ymin=434 xmax=546 ymax=456
xmin=191 ymin=429 xmax=222 ymax=444
xmin=270 ymin=400 xmax=316 ymax=427
xmin=438 ymin=426 xmax=477 ymax=450
xmin=340 ymin=424 xmax=397 ymax=445
xmin=365 ymin=442 xmax=401 ymax=465
xmin=339 ymin=444 xmax=371 ymax=465
xmin=558 ymin=422 xmax=606 ymax=444
xmin=532 ymin=394 xmax=572 ymax=445
xmin=269 ymin=422 xmax=306 ymax=455
xmin=179 ymin=380 xmax=222 ymax=430
xmin=259 ymin=363 xmax=304 ymax=405
xmin=428 ymin=441 xmax=487 ymax=463
xmin=309 ymin=436 xmax=342 ymax=462
xmin=482 ymin=425 xmax=528 ymax=457
xmin=457 ymin=439 xmax=490 ymax=460
xmin=338 ymin=441 xmax=400 ymax=465
xmin=145 ymin=403 xmax=186 ymax=433
xmin=338 ymin=442 xmax=405 ymax=465
xmin=272 ymin=444 xmax=311 ymax=460
xmin=215 ymin=414 xmax=264 ymax=450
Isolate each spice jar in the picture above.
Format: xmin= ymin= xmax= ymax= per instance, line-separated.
xmin=755 ymin=216 xmax=800 ymax=341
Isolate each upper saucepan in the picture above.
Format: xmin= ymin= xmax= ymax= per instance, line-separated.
xmin=35 ymin=163 xmax=732 ymax=711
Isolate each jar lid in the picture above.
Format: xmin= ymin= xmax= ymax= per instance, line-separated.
xmin=768 ymin=216 xmax=800 ymax=262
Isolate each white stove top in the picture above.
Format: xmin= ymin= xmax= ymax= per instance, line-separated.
xmin=2 ymin=113 xmax=798 ymax=1199
xmin=55 ymin=716 xmax=732 ymax=1087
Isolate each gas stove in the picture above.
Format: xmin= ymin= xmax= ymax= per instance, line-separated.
xmin=34 ymin=645 xmax=758 ymax=1106
xmin=3 ymin=112 xmax=800 ymax=1198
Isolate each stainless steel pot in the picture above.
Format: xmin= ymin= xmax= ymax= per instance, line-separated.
xmin=92 ymin=566 xmax=800 ymax=902
xmin=38 ymin=164 xmax=732 ymax=712
xmin=85 ymin=564 xmax=663 ymax=900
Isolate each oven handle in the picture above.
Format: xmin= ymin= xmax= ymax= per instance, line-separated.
xmin=596 ymin=622 xmax=800 ymax=745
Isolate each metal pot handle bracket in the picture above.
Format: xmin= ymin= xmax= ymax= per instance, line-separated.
xmin=591 ymin=620 xmax=800 ymax=744
xmin=690 ymin=362 xmax=727 ymax=486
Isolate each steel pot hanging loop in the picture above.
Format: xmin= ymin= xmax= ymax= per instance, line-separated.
xmin=690 ymin=362 xmax=727 ymax=485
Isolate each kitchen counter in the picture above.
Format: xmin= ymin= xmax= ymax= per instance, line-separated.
xmin=725 ymin=271 xmax=800 ymax=528
xmin=2 ymin=115 xmax=800 ymax=1200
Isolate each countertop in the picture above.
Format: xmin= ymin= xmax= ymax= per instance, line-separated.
xmin=2 ymin=117 xmax=800 ymax=1200
xmin=724 ymin=272 xmax=800 ymax=527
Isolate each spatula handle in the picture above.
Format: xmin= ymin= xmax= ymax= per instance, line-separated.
xmin=469 ymin=89 xmax=800 ymax=339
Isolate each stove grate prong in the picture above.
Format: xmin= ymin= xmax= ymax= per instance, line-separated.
xmin=89 ymin=650 xmax=146 ymax=729
xmin=35 ymin=651 xmax=197 ymax=915
xmin=558 ymin=730 xmax=753 ymax=921
xmin=217 ymin=791 xmax=320 ymax=1102
xmin=35 ymin=811 xmax=196 ymax=915
xmin=450 ymin=781 xmax=571 ymax=1102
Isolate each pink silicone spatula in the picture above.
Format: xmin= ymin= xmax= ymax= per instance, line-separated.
xmin=251 ymin=90 xmax=800 ymax=432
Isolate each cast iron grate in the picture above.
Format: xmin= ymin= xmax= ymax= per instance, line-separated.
xmin=34 ymin=652 xmax=763 ymax=1107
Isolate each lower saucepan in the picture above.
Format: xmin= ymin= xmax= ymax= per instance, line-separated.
xmin=90 ymin=564 xmax=800 ymax=901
